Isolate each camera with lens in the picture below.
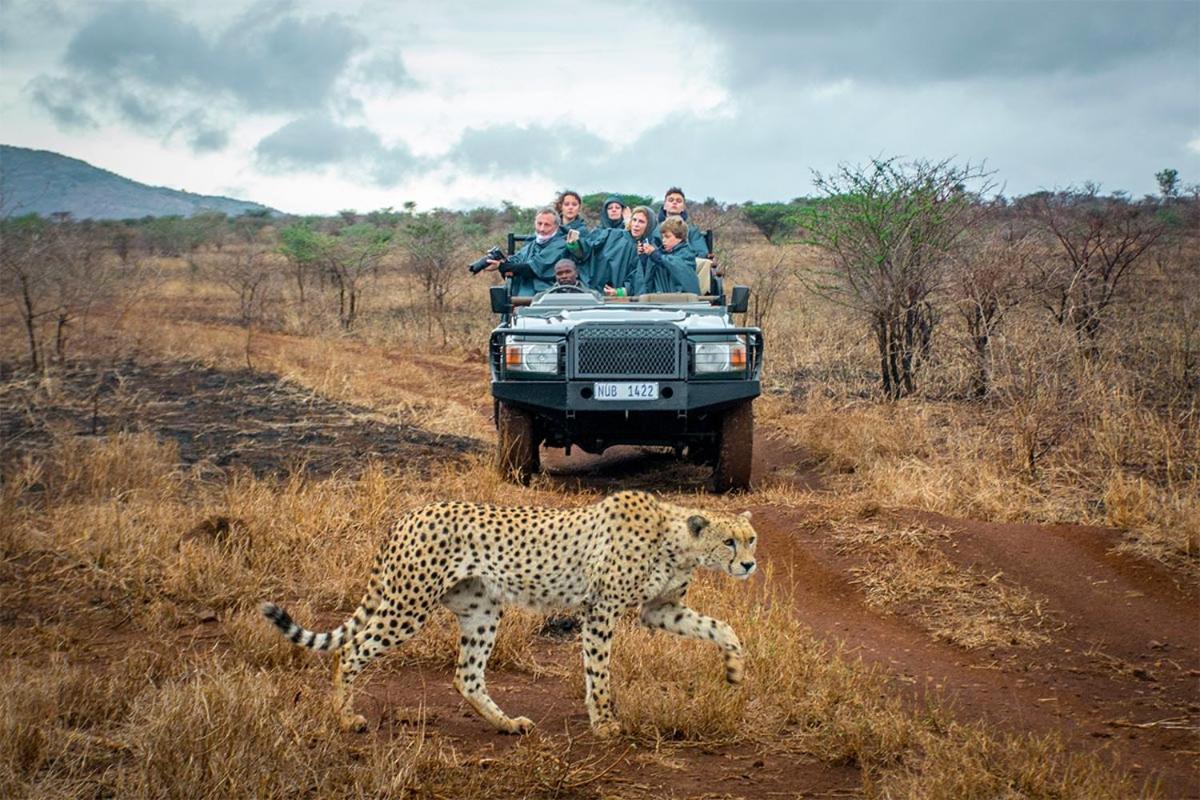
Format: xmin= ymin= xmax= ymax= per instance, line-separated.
xmin=468 ymin=246 xmax=506 ymax=275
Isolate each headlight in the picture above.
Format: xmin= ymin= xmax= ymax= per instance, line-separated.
xmin=694 ymin=340 xmax=747 ymax=373
xmin=504 ymin=342 xmax=560 ymax=373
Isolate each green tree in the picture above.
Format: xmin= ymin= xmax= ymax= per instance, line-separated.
xmin=802 ymin=157 xmax=993 ymax=398
xmin=278 ymin=221 xmax=324 ymax=309
xmin=1156 ymin=168 xmax=1180 ymax=200
xmin=741 ymin=202 xmax=804 ymax=243
xmin=326 ymin=223 xmax=393 ymax=329
xmin=400 ymin=213 xmax=460 ymax=344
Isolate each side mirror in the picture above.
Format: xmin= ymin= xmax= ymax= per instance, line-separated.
xmin=729 ymin=285 xmax=750 ymax=314
xmin=490 ymin=285 xmax=511 ymax=314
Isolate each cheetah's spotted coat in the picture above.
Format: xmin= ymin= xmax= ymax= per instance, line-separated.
xmin=261 ymin=490 xmax=758 ymax=736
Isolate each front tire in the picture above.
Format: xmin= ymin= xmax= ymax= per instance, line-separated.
xmin=496 ymin=402 xmax=539 ymax=484
xmin=712 ymin=402 xmax=753 ymax=492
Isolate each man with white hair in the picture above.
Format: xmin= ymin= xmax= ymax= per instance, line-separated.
xmin=486 ymin=207 xmax=571 ymax=296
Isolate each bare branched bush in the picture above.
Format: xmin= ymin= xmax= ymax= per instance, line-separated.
xmin=399 ymin=212 xmax=466 ymax=346
xmin=1028 ymin=189 xmax=1167 ymax=353
xmin=200 ymin=241 xmax=281 ymax=367
xmin=802 ymin=157 xmax=995 ymax=398
xmin=946 ymin=222 xmax=1036 ymax=397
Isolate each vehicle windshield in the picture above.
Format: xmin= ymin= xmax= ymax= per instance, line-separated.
xmin=529 ymin=292 xmax=708 ymax=309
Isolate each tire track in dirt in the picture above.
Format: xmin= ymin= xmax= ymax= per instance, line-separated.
xmin=748 ymin=504 xmax=1199 ymax=797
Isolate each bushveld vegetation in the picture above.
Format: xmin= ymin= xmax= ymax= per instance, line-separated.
xmin=1 ymin=163 xmax=1195 ymax=797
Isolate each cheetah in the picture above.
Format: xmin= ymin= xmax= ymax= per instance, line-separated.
xmin=261 ymin=490 xmax=758 ymax=738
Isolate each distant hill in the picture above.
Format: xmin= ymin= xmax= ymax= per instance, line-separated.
xmin=0 ymin=145 xmax=277 ymax=220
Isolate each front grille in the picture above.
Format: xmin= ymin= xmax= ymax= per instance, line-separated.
xmin=573 ymin=326 xmax=679 ymax=377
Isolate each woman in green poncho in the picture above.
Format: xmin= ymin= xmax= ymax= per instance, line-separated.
xmin=555 ymin=190 xmax=588 ymax=236
xmin=598 ymin=205 xmax=657 ymax=297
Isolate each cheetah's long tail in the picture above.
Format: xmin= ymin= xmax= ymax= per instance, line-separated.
xmin=260 ymin=601 xmax=368 ymax=652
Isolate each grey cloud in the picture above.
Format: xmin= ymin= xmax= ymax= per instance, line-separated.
xmin=116 ymin=92 xmax=164 ymax=126
xmin=25 ymin=75 xmax=97 ymax=130
xmin=255 ymin=114 xmax=418 ymax=186
xmin=686 ymin=0 xmax=1199 ymax=86
xmin=356 ymin=53 xmax=418 ymax=91
xmin=170 ymin=111 xmax=232 ymax=154
xmin=61 ymin=1 xmax=364 ymax=112
xmin=187 ymin=127 xmax=230 ymax=154
xmin=461 ymin=48 xmax=1198 ymax=205
xmin=451 ymin=124 xmax=611 ymax=176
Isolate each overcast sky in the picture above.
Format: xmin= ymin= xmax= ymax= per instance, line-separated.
xmin=1 ymin=0 xmax=1197 ymax=214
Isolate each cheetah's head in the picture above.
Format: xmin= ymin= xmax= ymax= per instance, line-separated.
xmin=687 ymin=510 xmax=758 ymax=579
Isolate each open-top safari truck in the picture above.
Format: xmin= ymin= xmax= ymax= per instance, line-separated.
xmin=484 ymin=231 xmax=763 ymax=491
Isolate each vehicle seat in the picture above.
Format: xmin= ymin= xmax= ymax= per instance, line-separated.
xmin=636 ymin=293 xmax=702 ymax=303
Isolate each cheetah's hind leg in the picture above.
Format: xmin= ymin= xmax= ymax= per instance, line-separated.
xmin=333 ymin=596 xmax=436 ymax=732
xmin=440 ymin=578 xmax=533 ymax=734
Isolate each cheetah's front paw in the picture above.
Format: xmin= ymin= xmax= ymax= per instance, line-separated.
xmin=500 ymin=716 xmax=534 ymax=735
xmin=341 ymin=713 xmax=369 ymax=733
xmin=591 ymin=720 xmax=621 ymax=739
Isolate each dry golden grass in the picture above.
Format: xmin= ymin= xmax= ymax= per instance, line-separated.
xmin=722 ymin=241 xmax=1199 ymax=573
xmin=617 ymin=564 xmax=921 ymax=769
xmin=1 ymin=653 xmax=605 ymax=799
xmin=876 ymin=723 xmax=1150 ymax=800
xmin=832 ymin=521 xmax=1054 ymax=650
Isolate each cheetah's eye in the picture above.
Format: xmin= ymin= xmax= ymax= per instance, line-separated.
xmin=748 ymin=537 xmax=756 ymax=546
xmin=724 ymin=538 xmax=736 ymax=548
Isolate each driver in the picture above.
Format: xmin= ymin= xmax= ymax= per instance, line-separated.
xmin=553 ymin=258 xmax=583 ymax=288
xmin=532 ymin=258 xmax=603 ymax=301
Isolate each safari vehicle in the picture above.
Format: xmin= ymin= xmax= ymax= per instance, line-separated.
xmin=487 ymin=232 xmax=763 ymax=491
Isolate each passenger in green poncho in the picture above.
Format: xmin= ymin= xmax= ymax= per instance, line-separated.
xmin=585 ymin=196 xmax=633 ymax=291
xmin=484 ymin=207 xmax=569 ymax=296
xmin=632 ymin=216 xmax=701 ymax=295
xmin=555 ymin=190 xmax=588 ymax=236
xmin=599 ymin=205 xmax=657 ymax=297
xmin=653 ymin=186 xmax=712 ymax=258
xmin=554 ymin=189 xmax=594 ymax=280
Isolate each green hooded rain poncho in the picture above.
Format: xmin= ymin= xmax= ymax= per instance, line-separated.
xmin=586 ymin=201 xmax=655 ymax=293
xmin=503 ymin=230 xmax=570 ymax=296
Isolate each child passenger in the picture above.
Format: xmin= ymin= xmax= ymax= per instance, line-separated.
xmin=632 ymin=217 xmax=701 ymax=295
xmin=653 ymin=186 xmax=712 ymax=257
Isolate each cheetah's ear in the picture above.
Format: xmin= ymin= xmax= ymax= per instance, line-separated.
xmin=740 ymin=511 xmax=752 ymax=520
xmin=688 ymin=515 xmax=709 ymax=536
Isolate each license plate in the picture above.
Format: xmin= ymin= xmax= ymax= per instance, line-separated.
xmin=594 ymin=382 xmax=659 ymax=400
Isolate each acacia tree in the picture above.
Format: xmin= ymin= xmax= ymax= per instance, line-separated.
xmin=399 ymin=212 xmax=459 ymax=344
xmin=946 ymin=221 xmax=1035 ymax=397
xmin=1029 ymin=190 xmax=1166 ymax=352
xmin=205 ymin=238 xmax=277 ymax=368
xmin=802 ymin=158 xmax=993 ymax=398
xmin=278 ymin=221 xmax=322 ymax=309
xmin=325 ymin=222 xmax=393 ymax=329
xmin=0 ymin=214 xmax=54 ymax=370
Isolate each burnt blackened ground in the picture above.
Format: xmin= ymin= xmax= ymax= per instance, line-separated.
xmin=0 ymin=359 xmax=484 ymax=478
